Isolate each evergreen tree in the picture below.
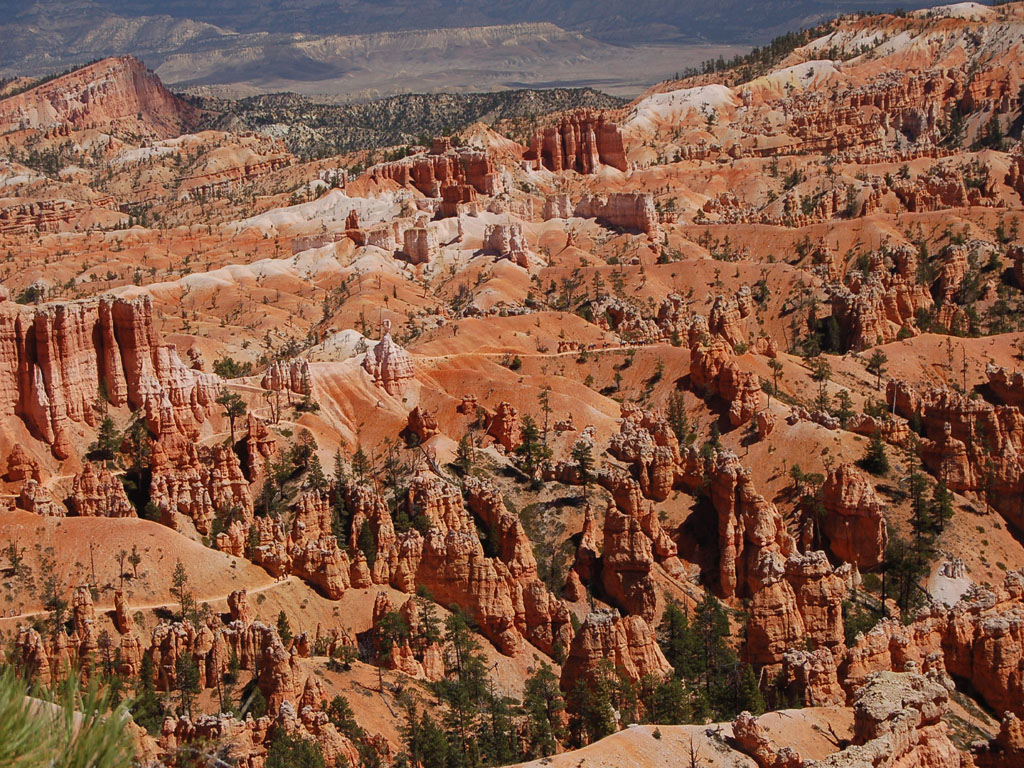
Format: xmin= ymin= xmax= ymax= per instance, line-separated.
xmin=521 ymin=662 xmax=565 ymax=758
xmin=859 ymin=432 xmax=890 ymax=476
xmin=216 ymin=390 xmax=247 ymax=444
xmin=357 ymin=520 xmax=377 ymax=569
xmin=866 ymin=350 xmax=888 ymax=390
xmin=929 ymin=480 xmax=954 ymax=533
xmin=171 ymin=559 xmax=195 ymax=625
xmin=175 ymin=653 xmax=201 ymax=717
xmin=657 ymin=601 xmax=700 ymax=679
xmin=455 ymin=433 xmax=474 ymax=476
xmin=567 ymin=665 xmax=616 ymax=747
xmin=832 ymin=389 xmax=854 ymax=428
xmin=88 ymin=417 xmax=121 ymax=463
xmin=884 ymin=534 xmax=929 ymax=618
xmin=571 ymin=439 xmax=594 ymax=498
xmin=667 ymin=391 xmax=695 ymax=445
xmin=266 ymin=732 xmax=326 ymax=768
xmin=130 ymin=654 xmax=164 ymax=735
xmin=647 ymin=676 xmax=688 ymax=724
xmin=277 ymin=610 xmax=293 ymax=644
xmin=514 ymin=415 xmax=547 ymax=477
xmin=351 ymin=444 xmax=371 ymax=481
xmin=327 ymin=695 xmax=365 ymax=741
xmin=736 ymin=664 xmax=766 ymax=715
xmin=330 ymin=450 xmax=349 ymax=545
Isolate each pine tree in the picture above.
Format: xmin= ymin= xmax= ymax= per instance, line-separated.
xmin=357 ymin=520 xmax=377 ymax=569
xmin=522 ymin=662 xmax=566 ymax=758
xmin=216 ymin=390 xmax=247 ymax=444
xmin=859 ymin=432 xmax=890 ymax=476
xmin=277 ymin=610 xmax=293 ymax=644
xmin=327 ymin=695 xmax=364 ymax=741
xmin=266 ymin=732 xmax=326 ymax=768
xmin=929 ymin=480 xmax=954 ymax=533
xmin=88 ymin=417 xmax=121 ymax=463
xmin=833 ymin=389 xmax=854 ymax=428
xmin=351 ymin=444 xmax=371 ymax=481
xmin=648 ymin=676 xmax=688 ymax=724
xmin=667 ymin=391 xmax=695 ymax=445
xmin=571 ymin=439 xmax=594 ymax=498
xmin=171 ymin=559 xmax=194 ymax=625
xmin=736 ymin=664 xmax=766 ymax=715
xmin=657 ymin=601 xmax=700 ymax=679
xmin=130 ymin=655 xmax=164 ymax=735
xmin=515 ymin=415 xmax=545 ymax=477
xmin=455 ymin=433 xmax=474 ymax=476
xmin=175 ymin=653 xmax=201 ymax=717
xmin=866 ymin=350 xmax=888 ymax=390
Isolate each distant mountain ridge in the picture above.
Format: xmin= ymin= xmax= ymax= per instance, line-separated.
xmin=0 ymin=1 xmax=968 ymax=98
xmin=9 ymin=0 xmax=951 ymax=43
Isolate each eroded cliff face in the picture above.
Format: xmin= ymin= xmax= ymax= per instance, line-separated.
xmin=888 ymin=376 xmax=1024 ymax=530
xmin=559 ymin=609 xmax=671 ymax=693
xmin=524 ymin=110 xmax=627 ymax=174
xmin=0 ymin=295 xmax=220 ymax=457
xmin=0 ymin=57 xmax=199 ymax=139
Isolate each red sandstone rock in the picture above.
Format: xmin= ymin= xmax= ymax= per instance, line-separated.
xmin=600 ymin=503 xmax=657 ymax=623
xmin=733 ymin=711 xmax=804 ymax=768
xmin=114 ymin=589 xmax=133 ymax=634
xmin=0 ymin=295 xmax=219 ymax=457
xmin=261 ymin=358 xmax=312 ymax=396
xmin=18 ymin=479 xmax=66 ymax=516
xmin=0 ymin=56 xmax=199 ymax=139
xmin=560 ymin=610 xmax=671 ymax=692
xmin=821 ymin=464 xmax=888 ymax=568
xmin=3 ymin=444 xmax=42 ymax=482
xmin=70 ymin=463 xmax=136 ymax=517
xmin=405 ymin=406 xmax=439 ymax=444
xmin=487 ymin=401 xmax=522 ymax=452
xmin=524 ymin=110 xmax=626 ymax=173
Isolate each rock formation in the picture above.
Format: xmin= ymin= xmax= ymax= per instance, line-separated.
xmin=0 ymin=295 xmax=220 ymax=457
xmin=821 ymin=464 xmax=887 ymax=568
xmin=362 ymin=320 xmax=414 ymax=396
xmin=560 ymin=610 xmax=671 ymax=692
xmin=524 ymin=111 xmax=627 ymax=173
xmin=574 ymin=192 xmax=659 ymax=238
xmin=70 ymin=463 xmax=136 ymax=517
xmin=0 ymin=56 xmax=199 ymax=139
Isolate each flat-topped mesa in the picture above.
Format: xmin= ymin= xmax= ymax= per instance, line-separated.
xmin=524 ymin=110 xmax=627 ymax=174
xmin=372 ymin=141 xmax=501 ymax=197
xmin=559 ymin=609 xmax=671 ymax=693
xmin=574 ymin=192 xmax=660 ymax=238
xmin=0 ymin=295 xmax=220 ymax=458
xmin=361 ymin=320 xmax=414 ymax=396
